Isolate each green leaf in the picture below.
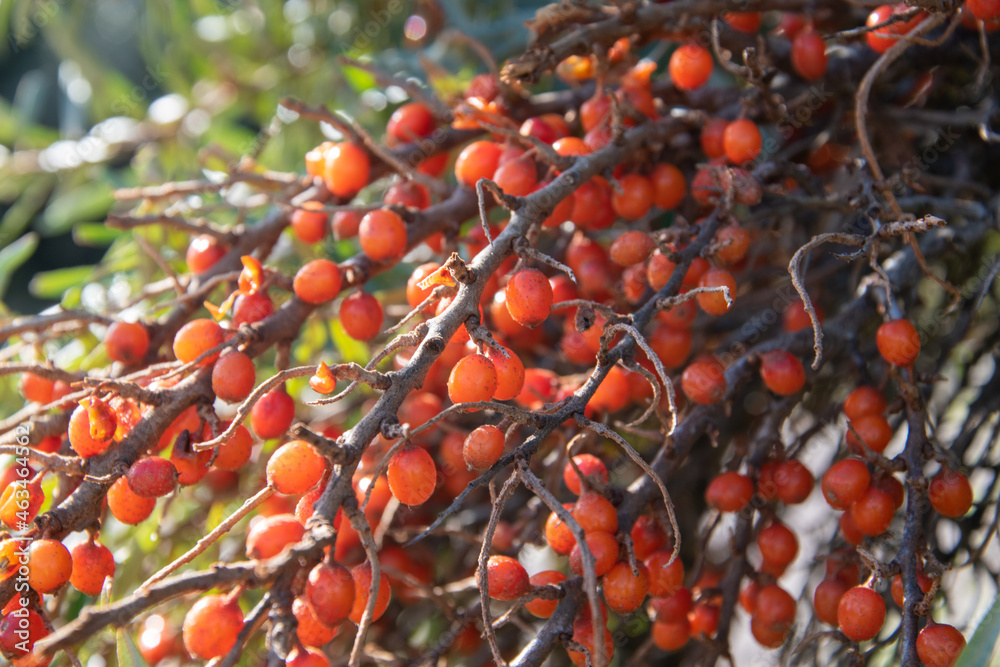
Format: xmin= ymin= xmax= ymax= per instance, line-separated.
xmin=955 ymin=595 xmax=1000 ymax=667
xmin=28 ymin=265 xmax=94 ymax=299
xmin=38 ymin=182 xmax=115 ymax=237
xmin=0 ymin=176 xmax=54 ymax=248
xmin=0 ymin=232 xmax=38 ymax=298
xmin=117 ymin=628 xmax=152 ymax=667
xmin=342 ymin=62 xmax=377 ymax=92
xmin=73 ymin=222 xmax=123 ymax=247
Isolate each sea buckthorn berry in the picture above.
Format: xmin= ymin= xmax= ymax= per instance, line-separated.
xmin=690 ymin=601 xmax=721 ymax=638
xmin=573 ymin=492 xmax=619 ymax=535
xmin=876 ymin=318 xmax=920 ymax=366
xmin=267 ymin=440 xmax=325 ymax=495
xmin=847 ymin=414 xmax=894 ymax=453
xmin=68 ymin=400 xmax=114 ymax=458
xmin=774 ymin=459 xmax=814 ymax=504
xmin=872 ymin=470 xmax=905 ymax=509
xmin=385 ymin=180 xmax=431 ymax=210
xmin=567 ymin=614 xmax=615 ymax=667
xmin=838 ymin=586 xmax=886 ymax=642
xmin=890 ymin=568 xmax=933 ymax=607
xmin=866 ymin=4 xmax=927 ymax=54
xmin=760 ymin=350 xmax=806 ymax=395
xmin=701 ymin=118 xmax=728 ymax=159
xmin=757 ymin=523 xmax=798 ymax=573
xmin=455 ymin=140 xmax=502 ymax=187
xmin=27 ymin=538 xmax=72 ymax=593
xmin=917 ymin=623 xmax=966 ymax=667
xmin=822 ymin=458 xmax=871 ymax=510
xmin=723 ymin=119 xmax=763 ymax=163
xmin=849 ymin=486 xmax=895 ymax=536
xmin=928 ymin=467 xmax=973 ymax=518
xmin=968 ymin=0 xmax=1000 ymax=21
xmin=669 ymin=44 xmax=713 ymax=90
xmin=587 ymin=365 xmax=631 ymax=415
xmin=212 ymin=424 xmax=253 ymax=470
xmin=568 ymin=530 xmax=620 ymax=576
xmin=340 ymin=291 xmax=383 ymax=341
xmin=645 ymin=549 xmax=684 ymax=597
xmin=233 ymin=291 xmax=274 ymax=327
xmin=485 ymin=344 xmax=525 ymax=401
xmin=653 ymin=587 xmax=694 ymax=623
xmin=387 ymin=102 xmax=436 ymax=142
xmin=127 ymin=456 xmax=178 ymax=498
xmin=504 ymin=268 xmax=554 ymax=327
xmin=706 ymin=471 xmax=754 ymax=512
xmin=107 ymin=476 xmax=156 ymax=525
xmin=783 ymin=300 xmax=823 ymax=332
xmin=814 ymin=578 xmax=850 ymax=626
xmin=294 ymin=259 xmax=343 ymax=304
xmin=323 ymin=142 xmax=370 ymax=198
xmin=406 ymin=262 xmax=442 ymax=310
xmin=172 ymin=318 xmax=225 ymax=366
xmin=359 ymin=209 xmax=407 ymax=263
xmin=682 ymin=357 xmax=727 ymax=405
xmin=753 ymin=584 xmax=796 ymax=645
xmin=649 ymin=322 xmax=692 ymax=369
xmin=250 ymin=386 xmax=295 ymax=439
xmin=563 ymin=454 xmax=608 ymax=495
xmin=485 ymin=555 xmax=530 ymax=600
xmin=183 ymin=595 xmax=244 ymax=659
xmin=603 ymin=561 xmax=650 ymax=614
xmin=246 ymin=513 xmax=304 ymax=559
xmin=791 ymin=30 xmax=828 ymax=80
xmin=552 ymin=136 xmax=591 ymax=158
xmin=650 ymin=163 xmax=686 ymax=210
xmin=714 ymin=225 xmax=750 ymax=266
xmin=294 ymin=597 xmax=338 ymax=648
xmin=349 ymin=561 xmax=392 ymax=624
xmin=106 ymin=321 xmax=150 ymax=365
xmin=0 ymin=480 xmax=44 ymax=529
xmin=305 ymin=561 xmax=355 ymax=626
xmin=725 ymin=11 xmax=762 ymax=33
xmin=70 ymin=540 xmax=115 ymax=596
xmin=0 ymin=608 xmax=47 ymax=660
xmin=19 ymin=373 xmax=54 ymax=404
xmin=610 ymin=230 xmax=655 ymax=266
xmin=388 ymin=446 xmax=437 ymax=505
xmin=305 ymin=141 xmax=333 ymax=177
xmin=631 ymin=515 xmax=667 ymax=560
xmin=287 ymin=647 xmax=331 ymax=667
xmin=186 ymin=234 xmax=227 ymax=274
xmin=611 ymin=173 xmax=654 ymax=220
xmin=697 ymin=268 xmax=737 ymax=315
xmin=843 ymin=386 xmax=887 ymax=421
xmin=448 ymin=353 xmax=498 ymax=404
xmin=463 ymin=425 xmax=504 ymax=470
xmin=525 ymin=570 xmax=567 ymax=618
xmin=212 ymin=351 xmax=256 ymax=403
xmin=653 ymin=617 xmax=691 ymax=651
xmin=332 ymin=210 xmax=363 ymax=240
xmin=494 ymin=157 xmax=538 ymax=197
xmin=545 ymin=505 xmax=577 ymax=555
xmin=291 ymin=201 xmax=329 ymax=243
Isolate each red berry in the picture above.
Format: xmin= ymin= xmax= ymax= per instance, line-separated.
xmin=305 ymin=561 xmax=355 ymax=626
xmin=759 ymin=350 xmax=806 ymax=395
xmin=294 ymin=259 xmax=343 ymax=304
xmin=705 ymin=471 xmax=753 ymax=512
xmin=182 ymin=595 xmax=244 ymax=659
xmin=447 ymin=353 xmax=498 ymax=404
xmin=525 ymin=570 xmax=567 ymax=618
xmin=611 ymin=173 xmax=654 ymax=220
xmin=233 ymin=291 xmax=274 ymax=326
xmin=186 ymin=234 xmax=227 ymax=274
xmin=349 ymin=561 xmax=392 ymax=624
xmin=697 ymin=268 xmax=737 ymax=315
xmin=725 ymin=11 xmax=762 ymax=33
xmin=70 ymin=539 xmax=115 ymax=596
xmin=652 ymin=618 xmax=691 ymax=651
xmin=332 ymin=210 xmax=363 ymax=240
xmin=493 ymin=157 xmax=538 ymax=197
xmin=682 ymin=357 xmax=727 ymax=405
xmin=773 ymin=459 xmax=815 ymax=504
xmin=384 ymin=180 xmax=431 ymax=210
xmin=293 ymin=597 xmax=338 ymax=647
xmin=849 ymin=487 xmax=895 ymax=536
xmin=173 ymin=318 xmax=225 ymax=366
xmin=463 ymin=425 xmax=504 ymax=470
xmin=928 ymin=467 xmax=973 ymax=518
xmin=291 ymin=201 xmax=329 ymax=243
xmin=266 ymin=440 xmax=326 ymax=495
xmin=573 ymin=492 xmax=618 ymax=535
xmin=505 ymin=269 xmax=553 ymax=327
xmin=563 ymin=454 xmax=609 ymax=496
xmin=246 ymin=513 xmax=304 ymax=559
xmin=603 ymin=561 xmax=650 ymax=614
xmin=757 ymin=522 xmax=798 ymax=573
xmin=650 ymin=163 xmax=686 ymax=210
xmin=387 ymin=446 xmax=437 ymax=505
xmin=968 ymin=0 xmax=1000 ymax=21
xmin=359 ymin=209 xmax=407 ymax=263
xmin=723 ymin=119 xmax=763 ymax=164
xmin=340 ymin=291 xmax=383 ymax=341
xmin=455 ymin=140 xmax=502 ymax=187
xmin=212 ymin=351 xmax=256 ymax=403
xmin=843 ymin=386 xmax=887 ymax=421
xmin=866 ymin=4 xmax=926 ymax=54
xmin=714 ymin=225 xmax=750 ymax=266
xmin=916 ymin=623 xmax=966 ymax=667
xmin=847 ymin=414 xmax=894 ymax=453
xmin=822 ymin=458 xmax=871 ymax=509
xmin=323 ymin=142 xmax=370 ymax=199
xmin=485 ymin=344 xmax=525 ymax=401
xmin=791 ymin=30 xmax=828 ymax=80
xmin=127 ymin=456 xmax=178 ymax=498
xmin=485 ymin=555 xmax=530 ymax=600
xmin=838 ymin=586 xmax=886 ymax=642
xmin=18 ymin=373 xmax=53 ymax=404
xmin=568 ymin=530 xmax=620 ymax=576
xmin=609 ymin=230 xmax=655 ymax=267
xmin=814 ymin=578 xmax=850 ymax=626
xmin=250 ymin=386 xmax=295 ymax=439
xmin=387 ymin=102 xmax=436 ymax=142
xmin=876 ymin=318 xmax=920 ymax=366
xmin=669 ymin=44 xmax=713 ymax=90
xmin=753 ymin=584 xmax=796 ymax=644
xmin=106 ymin=321 xmax=150 ymax=365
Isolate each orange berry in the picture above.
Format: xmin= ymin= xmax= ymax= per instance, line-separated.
xmin=603 ymin=561 xmax=650 ymax=614
xmin=504 ymin=269 xmax=553 ymax=327
xmin=525 ymin=570 xmax=567 ymax=618
xmin=447 ymin=354 xmax=498 ymax=404
xmin=349 ymin=561 xmax=392 ymax=623
xmin=387 ymin=446 xmax=437 ymax=506
xmin=27 ymin=538 xmax=72 ymax=594
xmin=212 ymin=351 xmax=255 ymax=403
xmin=485 ymin=344 xmax=525 ymax=401
xmin=106 ymin=321 xmax=150 ymax=365
xmin=917 ymin=623 xmax=966 ymax=667
xmin=876 ymin=318 xmax=920 ymax=366
xmin=669 ymin=44 xmax=713 ymax=90
xmin=340 ymin=291 xmax=383 ymax=341
xmin=682 ymin=357 xmax=727 ymax=405
xmin=697 ymin=268 xmax=737 ymax=315
xmin=705 ymin=471 xmax=753 ymax=512
xmin=291 ymin=201 xmax=329 ymax=243
xmin=172 ymin=318 xmax=225 ymax=366
xmin=455 ymin=141 xmax=502 ymax=187
xmin=305 ymin=561 xmax=355 ymax=626
xmin=838 ymin=586 xmax=886 ymax=642
xmin=760 ymin=350 xmax=806 ymax=395
xmin=266 ymin=440 xmax=326 ymax=495
xmin=723 ymin=119 xmax=763 ymax=164
xmin=323 ymin=142 xmax=370 ymax=199
xmin=843 ymin=386 xmax=887 ymax=421
xmin=646 ymin=549 xmax=684 ymax=597
xmin=294 ymin=259 xmax=343 ymax=304
xmin=359 ymin=209 xmax=407 ymax=263
xmin=293 ymin=597 xmax=339 ymax=647
xmin=70 ymin=540 xmax=115 ymax=596
xmin=568 ymin=530 xmax=620 ymax=576
xmin=183 ymin=595 xmax=244 ymax=659
xmin=928 ymin=467 xmax=973 ymax=518
xmin=463 ymin=425 xmax=504 ymax=470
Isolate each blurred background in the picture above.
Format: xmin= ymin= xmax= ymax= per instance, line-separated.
xmin=0 ymin=0 xmax=540 ymax=316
